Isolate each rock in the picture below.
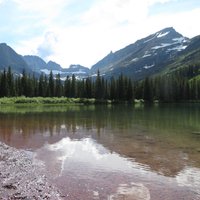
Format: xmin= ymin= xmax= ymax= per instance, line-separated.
xmin=0 ymin=141 xmax=62 ymax=199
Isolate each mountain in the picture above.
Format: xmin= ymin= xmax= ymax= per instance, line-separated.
xmin=23 ymin=55 xmax=46 ymax=72
xmin=90 ymin=27 xmax=190 ymax=80
xmin=58 ymin=64 xmax=90 ymax=80
xmin=0 ymin=43 xmax=32 ymax=74
xmin=23 ymin=55 xmax=90 ymax=79
xmin=47 ymin=61 xmax=62 ymax=71
xmin=1 ymin=27 xmax=199 ymax=81
xmin=64 ymin=64 xmax=90 ymax=74
xmin=160 ymin=35 xmax=200 ymax=77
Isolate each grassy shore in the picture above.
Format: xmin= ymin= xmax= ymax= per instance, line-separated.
xmin=0 ymin=97 xmax=199 ymax=105
xmin=0 ymin=97 xmax=113 ymax=105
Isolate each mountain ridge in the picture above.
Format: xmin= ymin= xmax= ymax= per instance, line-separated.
xmin=0 ymin=43 xmax=32 ymax=74
xmin=0 ymin=27 xmax=199 ymax=81
xmin=90 ymin=27 xmax=190 ymax=80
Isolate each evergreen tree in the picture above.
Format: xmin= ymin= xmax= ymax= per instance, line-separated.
xmin=38 ymin=73 xmax=45 ymax=97
xmin=21 ymin=69 xmax=29 ymax=96
xmin=85 ymin=77 xmax=92 ymax=98
xmin=0 ymin=69 xmax=8 ymax=97
xmin=117 ymin=73 xmax=125 ymax=100
xmin=110 ymin=77 xmax=116 ymax=100
xmin=95 ymin=70 xmax=102 ymax=99
xmin=55 ymin=73 xmax=62 ymax=97
xmin=126 ymin=78 xmax=133 ymax=101
xmin=70 ymin=74 xmax=76 ymax=98
xmin=48 ymin=71 xmax=55 ymax=97
xmin=7 ymin=67 xmax=15 ymax=96
xmin=143 ymin=77 xmax=153 ymax=102
xmin=64 ymin=76 xmax=71 ymax=97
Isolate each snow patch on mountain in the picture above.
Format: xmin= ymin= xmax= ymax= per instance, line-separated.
xmin=152 ymin=43 xmax=172 ymax=50
xmin=136 ymin=70 xmax=142 ymax=73
xmin=40 ymin=69 xmax=64 ymax=75
xmin=142 ymin=54 xmax=151 ymax=58
xmin=167 ymin=45 xmax=187 ymax=52
xmin=143 ymin=64 xmax=155 ymax=69
xmin=144 ymin=36 xmax=155 ymax=43
xmin=131 ymin=58 xmax=139 ymax=62
xmin=71 ymin=70 xmax=87 ymax=74
xmin=172 ymin=37 xmax=188 ymax=43
xmin=157 ymin=31 xmax=170 ymax=38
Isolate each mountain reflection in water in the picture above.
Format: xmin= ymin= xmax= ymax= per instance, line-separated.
xmin=0 ymin=104 xmax=200 ymax=199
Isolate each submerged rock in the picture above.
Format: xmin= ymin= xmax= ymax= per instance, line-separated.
xmin=0 ymin=141 xmax=62 ymax=199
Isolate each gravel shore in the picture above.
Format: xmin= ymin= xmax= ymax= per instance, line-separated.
xmin=0 ymin=141 xmax=62 ymax=199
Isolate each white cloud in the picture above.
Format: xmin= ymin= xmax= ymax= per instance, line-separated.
xmin=0 ymin=0 xmax=5 ymax=4
xmin=13 ymin=0 xmax=70 ymax=15
xmin=12 ymin=0 xmax=72 ymax=28
xmin=145 ymin=7 xmax=200 ymax=38
xmin=12 ymin=0 xmax=200 ymax=68
xmin=37 ymin=32 xmax=58 ymax=59
xmin=82 ymin=0 xmax=149 ymax=26
xmin=15 ymin=37 xmax=43 ymax=56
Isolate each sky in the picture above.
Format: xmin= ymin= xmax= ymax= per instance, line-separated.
xmin=0 ymin=0 xmax=200 ymax=68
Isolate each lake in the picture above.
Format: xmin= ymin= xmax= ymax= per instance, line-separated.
xmin=0 ymin=104 xmax=200 ymax=200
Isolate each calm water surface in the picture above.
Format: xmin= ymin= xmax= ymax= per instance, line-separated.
xmin=0 ymin=104 xmax=200 ymax=200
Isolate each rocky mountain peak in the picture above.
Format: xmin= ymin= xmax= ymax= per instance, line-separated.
xmin=47 ymin=61 xmax=62 ymax=71
xmin=90 ymin=27 xmax=190 ymax=80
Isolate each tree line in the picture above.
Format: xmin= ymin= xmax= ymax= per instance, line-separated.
xmin=0 ymin=68 xmax=134 ymax=101
xmin=0 ymin=65 xmax=200 ymax=102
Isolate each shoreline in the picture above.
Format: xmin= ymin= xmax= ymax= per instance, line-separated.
xmin=0 ymin=97 xmax=200 ymax=105
xmin=0 ymin=141 xmax=62 ymax=199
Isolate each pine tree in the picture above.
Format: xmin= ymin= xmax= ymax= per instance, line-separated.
xmin=48 ymin=71 xmax=55 ymax=97
xmin=143 ymin=77 xmax=153 ymax=102
xmin=38 ymin=73 xmax=45 ymax=97
xmin=95 ymin=70 xmax=102 ymax=99
xmin=64 ymin=76 xmax=71 ymax=97
xmin=85 ymin=77 xmax=92 ymax=98
xmin=71 ymin=74 xmax=76 ymax=98
xmin=117 ymin=73 xmax=125 ymax=100
xmin=55 ymin=73 xmax=62 ymax=97
xmin=126 ymin=78 xmax=133 ymax=101
xmin=0 ymin=69 xmax=8 ymax=97
xmin=110 ymin=77 xmax=116 ymax=100
xmin=21 ymin=69 xmax=29 ymax=96
xmin=7 ymin=67 xmax=15 ymax=96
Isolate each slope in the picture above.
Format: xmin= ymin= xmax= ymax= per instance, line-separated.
xmin=90 ymin=27 xmax=189 ymax=80
xmin=0 ymin=43 xmax=32 ymax=74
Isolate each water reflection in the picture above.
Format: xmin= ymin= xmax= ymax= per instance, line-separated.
xmin=176 ymin=167 xmax=200 ymax=192
xmin=0 ymin=104 xmax=200 ymax=199
xmin=35 ymin=136 xmax=199 ymax=199
xmin=35 ymin=137 xmax=154 ymax=199
xmin=37 ymin=137 xmax=147 ymax=175
xmin=108 ymin=183 xmax=151 ymax=200
xmin=0 ymin=105 xmax=200 ymax=173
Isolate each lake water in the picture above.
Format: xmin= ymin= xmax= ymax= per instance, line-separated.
xmin=0 ymin=104 xmax=200 ymax=200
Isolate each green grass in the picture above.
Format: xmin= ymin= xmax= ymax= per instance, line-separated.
xmin=0 ymin=97 xmax=112 ymax=105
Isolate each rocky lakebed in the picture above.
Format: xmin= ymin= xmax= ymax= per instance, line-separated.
xmin=0 ymin=141 xmax=63 ymax=199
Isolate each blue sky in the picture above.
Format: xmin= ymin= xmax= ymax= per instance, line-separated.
xmin=0 ymin=0 xmax=200 ymax=68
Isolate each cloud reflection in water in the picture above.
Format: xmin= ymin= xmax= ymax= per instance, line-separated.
xmin=43 ymin=137 xmax=148 ymax=175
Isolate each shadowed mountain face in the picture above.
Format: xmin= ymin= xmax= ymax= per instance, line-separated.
xmin=90 ymin=27 xmax=190 ymax=80
xmin=0 ymin=45 xmax=90 ymax=79
xmin=23 ymin=55 xmax=47 ymax=72
xmin=163 ymin=35 xmax=200 ymax=76
xmin=0 ymin=43 xmax=32 ymax=75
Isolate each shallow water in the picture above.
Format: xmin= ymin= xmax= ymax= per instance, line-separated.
xmin=0 ymin=104 xmax=200 ymax=199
